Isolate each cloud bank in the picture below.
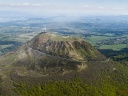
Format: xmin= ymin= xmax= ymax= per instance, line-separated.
xmin=0 ymin=3 xmax=128 ymax=16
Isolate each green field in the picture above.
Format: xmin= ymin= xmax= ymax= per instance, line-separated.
xmin=85 ymin=36 xmax=115 ymax=46
xmin=99 ymin=44 xmax=128 ymax=51
xmin=84 ymin=35 xmax=128 ymax=50
xmin=0 ymin=44 xmax=13 ymax=49
xmin=85 ymin=36 xmax=113 ymax=42
xmin=0 ymin=32 xmax=40 ymax=55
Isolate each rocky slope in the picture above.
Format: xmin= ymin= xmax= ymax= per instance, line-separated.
xmin=29 ymin=32 xmax=106 ymax=61
xmin=13 ymin=32 xmax=107 ymax=74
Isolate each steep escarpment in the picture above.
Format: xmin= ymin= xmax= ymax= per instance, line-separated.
xmin=28 ymin=32 xmax=106 ymax=61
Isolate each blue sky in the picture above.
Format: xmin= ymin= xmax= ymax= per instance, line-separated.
xmin=0 ymin=0 xmax=128 ymax=16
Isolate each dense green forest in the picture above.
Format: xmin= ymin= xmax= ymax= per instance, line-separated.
xmin=13 ymin=74 xmax=128 ymax=96
xmin=99 ymin=48 xmax=128 ymax=61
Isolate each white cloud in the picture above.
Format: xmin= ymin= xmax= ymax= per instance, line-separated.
xmin=0 ymin=3 xmax=127 ymax=11
xmin=0 ymin=3 xmax=128 ymax=15
xmin=0 ymin=3 xmax=42 ymax=7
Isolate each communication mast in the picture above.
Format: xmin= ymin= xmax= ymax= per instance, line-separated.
xmin=44 ymin=25 xmax=47 ymax=32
